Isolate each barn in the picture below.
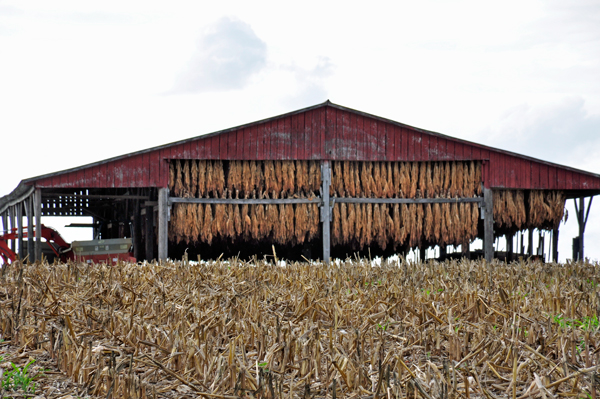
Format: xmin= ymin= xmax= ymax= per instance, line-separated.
xmin=1 ymin=101 xmax=599 ymax=263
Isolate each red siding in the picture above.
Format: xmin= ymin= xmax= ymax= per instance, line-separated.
xmin=28 ymin=103 xmax=600 ymax=192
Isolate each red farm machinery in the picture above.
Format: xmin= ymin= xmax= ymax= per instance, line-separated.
xmin=0 ymin=225 xmax=135 ymax=266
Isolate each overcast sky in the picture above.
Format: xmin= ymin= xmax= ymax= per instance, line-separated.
xmin=1 ymin=1 xmax=599 ymax=261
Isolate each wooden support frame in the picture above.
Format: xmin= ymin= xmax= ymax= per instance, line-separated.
xmin=133 ymin=198 xmax=142 ymax=261
xmin=8 ymin=205 xmax=15 ymax=252
xmin=169 ymin=197 xmax=322 ymax=205
xmin=27 ymin=196 xmax=33 ymax=262
xmin=167 ymin=179 xmax=484 ymax=264
xmin=158 ymin=187 xmax=169 ymax=262
xmin=168 ymin=197 xmax=483 ymax=205
xmin=334 ymin=197 xmax=483 ymax=204
xmin=552 ymin=227 xmax=559 ymax=263
xmin=145 ymin=204 xmax=155 ymax=261
xmin=483 ymin=187 xmax=494 ymax=263
xmin=17 ymin=202 xmax=23 ymax=260
xmin=34 ymin=188 xmax=42 ymax=262
xmin=321 ymin=161 xmax=331 ymax=264
xmin=574 ymin=196 xmax=593 ymax=261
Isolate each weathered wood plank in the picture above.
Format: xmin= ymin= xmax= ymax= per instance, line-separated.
xmin=321 ymin=161 xmax=331 ymax=263
xmin=158 ymin=187 xmax=169 ymax=261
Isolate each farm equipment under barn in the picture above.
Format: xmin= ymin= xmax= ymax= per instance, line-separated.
xmin=0 ymin=225 xmax=135 ymax=265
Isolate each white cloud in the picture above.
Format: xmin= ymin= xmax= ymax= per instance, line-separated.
xmin=482 ymin=97 xmax=600 ymax=171
xmin=169 ymin=17 xmax=267 ymax=94
xmin=280 ymin=56 xmax=334 ymax=109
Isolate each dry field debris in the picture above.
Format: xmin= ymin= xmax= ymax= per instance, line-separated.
xmin=0 ymin=258 xmax=599 ymax=399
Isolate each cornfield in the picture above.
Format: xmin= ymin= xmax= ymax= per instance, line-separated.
xmin=1 ymin=258 xmax=599 ymax=398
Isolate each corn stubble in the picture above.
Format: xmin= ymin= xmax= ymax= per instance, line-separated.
xmin=1 ymin=259 xmax=599 ymax=399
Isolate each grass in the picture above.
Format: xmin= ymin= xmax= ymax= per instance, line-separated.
xmin=1 ymin=359 xmax=38 ymax=396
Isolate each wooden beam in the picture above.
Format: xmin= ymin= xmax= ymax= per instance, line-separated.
xmin=17 ymin=202 xmax=23 ymax=260
xmin=34 ymin=188 xmax=42 ymax=262
xmin=506 ymin=233 xmax=513 ymax=262
xmin=8 ymin=205 xmax=15 ymax=252
xmin=552 ymin=227 xmax=559 ymax=263
xmin=169 ymin=197 xmax=322 ymax=205
xmin=321 ymin=161 xmax=331 ymax=264
xmin=133 ymin=198 xmax=142 ymax=261
xmin=158 ymin=187 xmax=169 ymax=262
xmin=334 ymin=197 xmax=483 ymax=204
xmin=43 ymin=193 xmax=149 ymax=200
xmin=145 ymin=205 xmax=155 ymax=261
xmin=483 ymin=187 xmax=494 ymax=263
xmin=168 ymin=196 xmax=484 ymax=205
xmin=26 ymin=196 xmax=33 ymax=262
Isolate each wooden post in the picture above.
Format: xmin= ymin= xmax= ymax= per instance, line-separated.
xmin=579 ymin=197 xmax=584 ymax=260
xmin=8 ymin=205 xmax=15 ymax=252
xmin=145 ymin=205 xmax=155 ymax=261
xmin=439 ymin=245 xmax=447 ymax=261
xmin=574 ymin=196 xmax=594 ymax=261
xmin=17 ymin=202 xmax=23 ymax=260
xmin=133 ymin=198 xmax=142 ymax=261
xmin=528 ymin=229 xmax=533 ymax=257
xmin=483 ymin=187 xmax=494 ymax=262
xmin=552 ymin=227 xmax=559 ymax=263
xmin=34 ymin=188 xmax=42 ymax=262
xmin=506 ymin=234 xmax=513 ymax=262
xmin=321 ymin=161 xmax=331 ymax=264
xmin=26 ymin=196 xmax=33 ymax=261
xmin=158 ymin=187 xmax=169 ymax=262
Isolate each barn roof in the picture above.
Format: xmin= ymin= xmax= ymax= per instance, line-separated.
xmin=3 ymin=100 xmax=600 ymax=205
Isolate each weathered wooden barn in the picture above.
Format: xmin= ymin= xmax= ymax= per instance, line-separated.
xmin=1 ymin=101 xmax=599 ymax=263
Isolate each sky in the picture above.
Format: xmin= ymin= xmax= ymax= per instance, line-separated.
xmin=1 ymin=1 xmax=599 ymax=261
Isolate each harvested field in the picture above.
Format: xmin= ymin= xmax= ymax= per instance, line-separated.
xmin=1 ymin=259 xmax=599 ymax=398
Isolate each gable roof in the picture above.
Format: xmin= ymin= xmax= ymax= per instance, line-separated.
xmin=4 ymin=100 xmax=600 ymax=196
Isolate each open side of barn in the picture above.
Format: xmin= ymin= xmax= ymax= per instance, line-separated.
xmin=1 ymin=101 xmax=599 ymax=264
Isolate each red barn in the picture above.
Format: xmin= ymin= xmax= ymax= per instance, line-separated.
xmin=1 ymin=101 xmax=599 ymax=263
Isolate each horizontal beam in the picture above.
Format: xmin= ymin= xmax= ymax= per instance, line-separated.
xmin=334 ymin=197 xmax=483 ymax=204
xmin=168 ymin=196 xmax=483 ymax=205
xmin=43 ymin=193 xmax=149 ymax=200
xmin=169 ymin=197 xmax=322 ymax=205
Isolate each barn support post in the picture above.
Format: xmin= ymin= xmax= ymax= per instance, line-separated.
xmin=574 ymin=196 xmax=593 ymax=261
xmin=158 ymin=187 xmax=169 ymax=262
xmin=133 ymin=198 xmax=142 ymax=261
xmin=439 ymin=245 xmax=447 ymax=261
xmin=34 ymin=188 xmax=42 ymax=262
xmin=17 ymin=202 xmax=23 ymax=260
xmin=321 ymin=161 xmax=331 ymax=264
xmin=8 ymin=205 xmax=15 ymax=252
xmin=26 ymin=196 xmax=33 ymax=262
xmin=145 ymin=204 xmax=155 ymax=261
xmin=506 ymin=234 xmax=513 ymax=262
xmin=483 ymin=187 xmax=494 ymax=263
xmin=552 ymin=227 xmax=559 ymax=263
